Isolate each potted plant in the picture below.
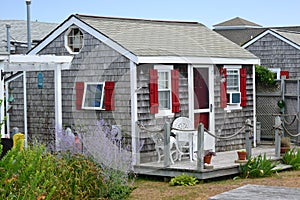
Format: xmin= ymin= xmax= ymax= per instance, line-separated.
xmin=280 ymin=137 xmax=291 ymax=154
xmin=237 ymin=149 xmax=247 ymax=160
xmin=203 ymin=149 xmax=216 ymax=164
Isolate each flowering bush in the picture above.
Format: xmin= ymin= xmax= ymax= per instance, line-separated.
xmin=56 ymin=118 xmax=135 ymax=199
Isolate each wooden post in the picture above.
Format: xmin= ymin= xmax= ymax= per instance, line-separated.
xmin=281 ymin=76 xmax=286 ymax=137
xmin=164 ymin=122 xmax=171 ymax=167
xmin=245 ymin=119 xmax=252 ymax=159
xmin=134 ymin=122 xmax=140 ymax=165
xmin=196 ymin=123 xmax=204 ymax=171
xmin=274 ymin=116 xmax=281 ymax=157
xmin=297 ymin=80 xmax=300 ymax=144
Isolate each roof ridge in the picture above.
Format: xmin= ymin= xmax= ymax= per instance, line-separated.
xmin=75 ymin=14 xmax=202 ymax=25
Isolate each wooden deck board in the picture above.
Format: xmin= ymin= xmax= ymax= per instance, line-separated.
xmin=208 ymin=184 xmax=300 ymax=200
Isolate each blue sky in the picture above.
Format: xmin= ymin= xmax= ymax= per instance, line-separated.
xmin=1 ymin=0 xmax=300 ymax=28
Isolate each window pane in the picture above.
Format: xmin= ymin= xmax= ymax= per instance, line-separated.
xmin=84 ymin=84 xmax=103 ymax=108
xmin=67 ymin=28 xmax=83 ymax=53
xmin=158 ymin=72 xmax=169 ymax=89
xmin=227 ymin=70 xmax=239 ymax=92
xmin=158 ymin=91 xmax=170 ymax=109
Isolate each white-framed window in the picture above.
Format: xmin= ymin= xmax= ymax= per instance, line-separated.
xmin=224 ymin=65 xmax=242 ymax=110
xmin=65 ymin=26 xmax=84 ymax=54
xmin=82 ymin=82 xmax=105 ymax=110
xmin=155 ymin=65 xmax=173 ymax=116
xmin=268 ymin=68 xmax=280 ymax=80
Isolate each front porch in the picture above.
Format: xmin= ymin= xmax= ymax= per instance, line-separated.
xmin=134 ymin=145 xmax=281 ymax=180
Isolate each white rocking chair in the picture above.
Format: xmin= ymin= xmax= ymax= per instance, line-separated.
xmin=171 ymin=117 xmax=196 ymax=162
xmin=151 ymin=133 xmax=179 ymax=164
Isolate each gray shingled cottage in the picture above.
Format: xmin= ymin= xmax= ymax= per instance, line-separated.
xmin=7 ymin=14 xmax=259 ymax=166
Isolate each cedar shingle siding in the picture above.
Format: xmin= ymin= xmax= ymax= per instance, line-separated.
xmin=245 ymin=33 xmax=300 ymax=78
xmin=214 ymin=65 xmax=254 ymax=151
xmin=9 ymin=30 xmax=132 ymax=146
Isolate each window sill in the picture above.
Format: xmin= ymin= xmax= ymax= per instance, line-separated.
xmin=224 ymin=104 xmax=242 ymax=112
xmin=155 ymin=110 xmax=174 ymax=118
xmin=82 ymin=107 xmax=105 ymax=111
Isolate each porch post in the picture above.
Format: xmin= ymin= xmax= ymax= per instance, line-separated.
xmin=274 ymin=116 xmax=281 ymax=157
xmin=245 ymin=119 xmax=252 ymax=159
xmin=130 ymin=61 xmax=139 ymax=165
xmin=54 ymin=65 xmax=62 ymax=150
xmin=0 ymin=62 xmax=4 ymax=137
xmin=196 ymin=123 xmax=204 ymax=171
xmin=23 ymin=71 xmax=28 ymax=147
xmin=164 ymin=122 xmax=171 ymax=167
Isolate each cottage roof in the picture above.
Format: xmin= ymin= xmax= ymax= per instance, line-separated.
xmin=272 ymin=29 xmax=300 ymax=46
xmin=0 ymin=20 xmax=58 ymax=54
xmin=213 ymin=17 xmax=262 ymax=29
xmin=214 ymin=25 xmax=300 ymax=46
xmin=75 ymin=14 xmax=256 ymax=59
xmin=242 ymin=29 xmax=300 ymax=51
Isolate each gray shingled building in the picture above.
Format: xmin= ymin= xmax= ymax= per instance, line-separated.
xmin=7 ymin=14 xmax=259 ymax=166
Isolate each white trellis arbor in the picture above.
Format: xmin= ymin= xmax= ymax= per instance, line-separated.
xmin=0 ymin=54 xmax=73 ymax=148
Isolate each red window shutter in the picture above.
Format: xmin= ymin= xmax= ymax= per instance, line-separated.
xmin=104 ymin=81 xmax=115 ymax=111
xmin=240 ymin=68 xmax=247 ymax=107
xmin=219 ymin=68 xmax=227 ymax=108
xmin=76 ymin=82 xmax=84 ymax=110
xmin=280 ymin=71 xmax=289 ymax=79
xmin=149 ymin=69 xmax=158 ymax=114
xmin=171 ymin=69 xmax=180 ymax=113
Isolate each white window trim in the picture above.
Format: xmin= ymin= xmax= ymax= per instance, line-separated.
xmin=268 ymin=68 xmax=281 ymax=80
xmin=224 ymin=65 xmax=242 ymax=111
xmin=154 ymin=65 xmax=174 ymax=118
xmin=64 ymin=26 xmax=84 ymax=55
xmin=82 ymin=82 xmax=105 ymax=110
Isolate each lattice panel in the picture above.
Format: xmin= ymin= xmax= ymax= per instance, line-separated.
xmin=256 ymin=96 xmax=281 ymax=139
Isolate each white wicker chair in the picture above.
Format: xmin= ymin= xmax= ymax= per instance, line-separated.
xmin=171 ymin=117 xmax=196 ymax=162
xmin=151 ymin=133 xmax=179 ymax=164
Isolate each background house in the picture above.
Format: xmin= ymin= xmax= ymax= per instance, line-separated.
xmin=7 ymin=14 xmax=259 ymax=165
xmin=0 ymin=20 xmax=57 ymax=54
xmin=214 ymin=17 xmax=300 ymax=141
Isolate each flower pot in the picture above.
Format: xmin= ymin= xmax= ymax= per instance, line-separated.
xmin=280 ymin=147 xmax=290 ymax=154
xmin=204 ymin=155 xmax=212 ymax=164
xmin=237 ymin=151 xmax=247 ymax=160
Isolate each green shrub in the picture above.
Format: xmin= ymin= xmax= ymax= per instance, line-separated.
xmin=239 ymin=154 xmax=278 ymax=178
xmin=282 ymin=148 xmax=300 ymax=170
xmin=0 ymin=144 xmax=133 ymax=199
xmin=255 ymin=65 xmax=277 ymax=88
xmin=169 ymin=173 xmax=198 ymax=186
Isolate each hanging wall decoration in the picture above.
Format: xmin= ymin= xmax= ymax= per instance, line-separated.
xmin=37 ymin=71 xmax=44 ymax=89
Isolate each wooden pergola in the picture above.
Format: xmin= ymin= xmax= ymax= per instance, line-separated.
xmin=0 ymin=54 xmax=73 ymax=148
